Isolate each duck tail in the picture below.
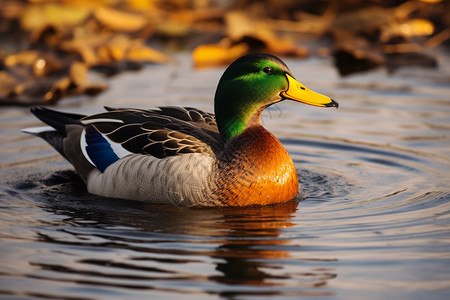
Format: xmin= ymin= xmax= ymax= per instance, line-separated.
xmin=22 ymin=107 xmax=86 ymax=159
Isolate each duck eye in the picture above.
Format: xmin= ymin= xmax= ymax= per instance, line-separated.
xmin=262 ymin=67 xmax=272 ymax=74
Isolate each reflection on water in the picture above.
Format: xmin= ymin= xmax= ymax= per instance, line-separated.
xmin=1 ymin=55 xmax=450 ymax=299
xmin=1 ymin=171 xmax=335 ymax=298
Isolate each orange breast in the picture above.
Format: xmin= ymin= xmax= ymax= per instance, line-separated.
xmin=215 ymin=126 xmax=299 ymax=206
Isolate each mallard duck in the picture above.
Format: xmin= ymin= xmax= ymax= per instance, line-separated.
xmin=24 ymin=54 xmax=338 ymax=206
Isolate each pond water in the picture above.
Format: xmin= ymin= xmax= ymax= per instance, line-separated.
xmin=1 ymin=53 xmax=449 ymax=299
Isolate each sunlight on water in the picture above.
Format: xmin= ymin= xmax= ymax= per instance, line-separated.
xmin=0 ymin=54 xmax=449 ymax=299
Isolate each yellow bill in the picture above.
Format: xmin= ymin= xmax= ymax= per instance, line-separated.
xmin=281 ymin=74 xmax=338 ymax=108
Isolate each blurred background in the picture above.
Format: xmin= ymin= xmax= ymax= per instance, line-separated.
xmin=1 ymin=0 xmax=449 ymax=105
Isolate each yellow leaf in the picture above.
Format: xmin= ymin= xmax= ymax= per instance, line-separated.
xmin=127 ymin=44 xmax=171 ymax=63
xmin=94 ymin=7 xmax=148 ymax=32
xmin=21 ymin=3 xmax=90 ymax=31
xmin=126 ymin=0 xmax=158 ymax=11
xmin=192 ymin=42 xmax=249 ymax=69
xmin=401 ymin=19 xmax=434 ymax=36
xmin=381 ymin=18 xmax=434 ymax=42
xmin=106 ymin=35 xmax=132 ymax=61
xmin=4 ymin=50 xmax=39 ymax=66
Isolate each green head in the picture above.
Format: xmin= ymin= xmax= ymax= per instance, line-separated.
xmin=214 ymin=54 xmax=338 ymax=140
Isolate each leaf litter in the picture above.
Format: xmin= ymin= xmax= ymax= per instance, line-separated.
xmin=0 ymin=0 xmax=448 ymax=105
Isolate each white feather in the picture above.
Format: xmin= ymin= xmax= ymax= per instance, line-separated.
xmin=81 ymin=118 xmax=123 ymax=125
xmin=80 ymin=129 xmax=96 ymax=167
xmin=22 ymin=126 xmax=56 ymax=135
xmin=80 ymin=128 xmax=133 ymax=168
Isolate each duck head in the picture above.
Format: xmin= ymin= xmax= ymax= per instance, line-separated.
xmin=214 ymin=54 xmax=338 ymax=140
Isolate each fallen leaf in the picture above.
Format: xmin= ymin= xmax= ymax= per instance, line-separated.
xmin=44 ymin=77 xmax=71 ymax=103
xmin=103 ymin=35 xmax=133 ymax=62
xmin=192 ymin=42 xmax=248 ymax=69
xmin=224 ymin=11 xmax=308 ymax=57
xmin=20 ymin=3 xmax=90 ymax=31
xmin=0 ymin=71 xmax=17 ymax=99
xmin=94 ymin=7 xmax=148 ymax=32
xmin=60 ymin=33 xmax=111 ymax=66
xmin=69 ymin=61 xmax=88 ymax=87
xmin=400 ymin=19 xmax=434 ymax=36
xmin=4 ymin=51 xmax=39 ymax=67
xmin=127 ymin=42 xmax=172 ymax=64
xmin=332 ymin=31 xmax=385 ymax=76
xmin=225 ymin=11 xmax=255 ymax=41
xmin=30 ymin=25 xmax=65 ymax=48
xmin=381 ymin=19 xmax=435 ymax=42
xmin=69 ymin=61 xmax=107 ymax=96
xmin=32 ymin=53 xmax=64 ymax=77
xmin=332 ymin=7 xmax=395 ymax=33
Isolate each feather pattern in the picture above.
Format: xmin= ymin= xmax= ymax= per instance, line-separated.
xmin=80 ymin=107 xmax=223 ymax=161
xmin=83 ymin=126 xmax=120 ymax=172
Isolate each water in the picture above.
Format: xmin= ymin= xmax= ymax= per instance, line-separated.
xmin=1 ymin=54 xmax=449 ymax=299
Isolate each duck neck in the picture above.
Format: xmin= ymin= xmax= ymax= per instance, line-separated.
xmin=214 ymin=86 xmax=266 ymax=140
xmin=215 ymin=106 xmax=264 ymax=140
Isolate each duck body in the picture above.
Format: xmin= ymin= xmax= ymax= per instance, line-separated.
xmin=25 ymin=54 xmax=337 ymax=207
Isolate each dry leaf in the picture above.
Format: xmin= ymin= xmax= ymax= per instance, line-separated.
xmin=69 ymin=61 xmax=107 ymax=96
xmin=332 ymin=7 xmax=395 ymax=33
xmin=4 ymin=51 xmax=39 ymax=67
xmin=192 ymin=42 xmax=248 ymax=69
xmin=103 ymin=35 xmax=132 ymax=62
xmin=94 ymin=7 xmax=148 ymax=32
xmin=224 ymin=11 xmax=308 ymax=57
xmin=60 ymin=33 xmax=111 ymax=66
xmin=398 ymin=19 xmax=434 ymax=36
xmin=381 ymin=19 xmax=434 ymax=42
xmin=44 ymin=77 xmax=71 ymax=103
xmin=0 ymin=71 xmax=18 ymax=99
xmin=333 ymin=31 xmax=385 ymax=76
xmin=20 ymin=3 xmax=90 ymax=31
xmin=32 ymin=54 xmax=64 ymax=77
xmin=69 ymin=61 xmax=88 ymax=86
xmin=127 ymin=43 xmax=171 ymax=64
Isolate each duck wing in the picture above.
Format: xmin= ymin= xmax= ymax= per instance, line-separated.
xmin=83 ymin=106 xmax=223 ymax=160
xmin=27 ymin=106 xmax=224 ymax=176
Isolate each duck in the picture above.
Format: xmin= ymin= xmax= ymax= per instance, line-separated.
xmin=24 ymin=54 xmax=338 ymax=207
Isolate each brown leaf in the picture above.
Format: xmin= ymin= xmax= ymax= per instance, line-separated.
xmin=44 ymin=77 xmax=71 ymax=103
xmin=224 ymin=11 xmax=308 ymax=57
xmin=60 ymin=33 xmax=111 ymax=66
xmin=32 ymin=54 xmax=64 ymax=77
xmin=68 ymin=61 xmax=88 ymax=87
xmin=69 ymin=61 xmax=107 ymax=95
xmin=331 ymin=7 xmax=395 ymax=33
xmin=332 ymin=31 xmax=385 ymax=76
xmin=0 ymin=71 xmax=18 ymax=99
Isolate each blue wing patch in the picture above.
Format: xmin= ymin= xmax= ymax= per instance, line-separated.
xmin=84 ymin=126 xmax=119 ymax=172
